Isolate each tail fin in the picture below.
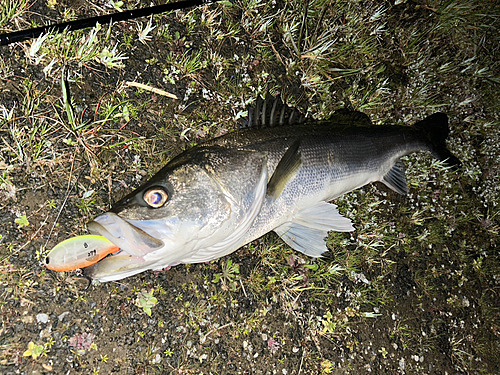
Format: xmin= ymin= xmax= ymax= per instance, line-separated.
xmin=413 ymin=113 xmax=461 ymax=169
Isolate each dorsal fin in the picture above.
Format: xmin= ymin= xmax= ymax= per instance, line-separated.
xmin=327 ymin=108 xmax=373 ymax=126
xmin=240 ymin=94 xmax=305 ymax=129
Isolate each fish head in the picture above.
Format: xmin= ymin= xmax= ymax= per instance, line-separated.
xmin=84 ymin=146 xmax=269 ymax=281
xmin=90 ymin=158 xmax=234 ymax=257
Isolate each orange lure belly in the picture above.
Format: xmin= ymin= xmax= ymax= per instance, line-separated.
xmin=45 ymin=235 xmax=120 ymax=271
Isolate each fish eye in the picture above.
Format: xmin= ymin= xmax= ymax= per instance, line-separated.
xmin=143 ymin=188 xmax=168 ymax=208
xmin=45 ymin=257 xmax=50 ymax=264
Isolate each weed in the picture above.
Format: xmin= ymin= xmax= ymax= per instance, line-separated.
xmin=136 ymin=289 xmax=158 ymax=316
xmin=0 ymin=0 xmax=28 ymax=28
xmin=23 ymin=342 xmax=46 ymax=359
xmin=213 ymin=258 xmax=240 ymax=291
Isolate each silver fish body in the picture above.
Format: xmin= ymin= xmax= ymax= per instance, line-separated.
xmin=83 ymin=108 xmax=460 ymax=282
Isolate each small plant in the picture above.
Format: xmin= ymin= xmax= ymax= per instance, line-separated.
xmin=23 ymin=341 xmax=50 ymax=359
xmin=379 ymin=346 xmax=389 ymax=358
xmin=27 ymin=33 xmax=51 ymax=63
xmin=14 ymin=215 xmax=29 ymax=229
xmin=109 ymin=0 xmax=124 ymax=10
xmin=137 ymin=331 xmax=146 ymax=341
xmin=136 ymin=290 xmax=158 ymax=316
xmin=165 ymin=49 xmax=204 ymax=78
xmin=45 ymin=337 xmax=55 ymax=349
xmin=137 ymin=16 xmax=156 ymax=44
xmin=321 ymin=359 xmax=334 ymax=374
xmin=76 ymin=190 xmax=96 ymax=217
xmin=213 ymin=259 xmax=240 ymax=291
xmin=23 ymin=342 xmax=44 ymax=359
xmin=62 ymin=138 xmax=77 ymax=146
xmin=99 ymin=45 xmax=128 ymax=69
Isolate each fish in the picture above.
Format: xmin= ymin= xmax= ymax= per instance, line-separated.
xmin=46 ymin=96 xmax=460 ymax=282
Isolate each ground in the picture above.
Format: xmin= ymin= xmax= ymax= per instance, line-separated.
xmin=0 ymin=0 xmax=499 ymax=374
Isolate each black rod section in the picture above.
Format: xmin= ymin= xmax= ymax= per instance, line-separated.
xmin=0 ymin=0 xmax=215 ymax=46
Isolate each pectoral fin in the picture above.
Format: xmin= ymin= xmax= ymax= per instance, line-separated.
xmin=274 ymin=201 xmax=354 ymax=257
xmin=267 ymin=139 xmax=302 ymax=199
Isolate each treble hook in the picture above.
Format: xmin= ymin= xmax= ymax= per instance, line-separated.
xmin=75 ymin=269 xmax=93 ymax=291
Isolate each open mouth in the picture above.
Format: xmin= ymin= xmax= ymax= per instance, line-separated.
xmin=72 ymin=212 xmax=166 ymax=282
xmin=44 ymin=212 xmax=164 ymax=274
xmin=45 ymin=212 xmax=175 ymax=281
xmin=87 ymin=212 xmax=165 ymax=258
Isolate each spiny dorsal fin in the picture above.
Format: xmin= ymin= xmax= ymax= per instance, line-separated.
xmin=267 ymin=139 xmax=302 ymax=199
xmin=240 ymin=94 xmax=305 ymax=129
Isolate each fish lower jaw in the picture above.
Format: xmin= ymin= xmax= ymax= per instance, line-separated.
xmin=90 ymin=257 xmax=182 ymax=283
xmin=87 ymin=235 xmax=231 ymax=282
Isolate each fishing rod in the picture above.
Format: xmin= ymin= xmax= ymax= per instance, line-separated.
xmin=0 ymin=0 xmax=218 ymax=46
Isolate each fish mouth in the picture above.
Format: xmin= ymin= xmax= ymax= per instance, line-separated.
xmin=87 ymin=212 xmax=165 ymax=258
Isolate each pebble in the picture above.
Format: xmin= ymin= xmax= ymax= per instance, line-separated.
xmin=58 ymin=311 xmax=70 ymax=322
xmin=36 ymin=313 xmax=49 ymax=323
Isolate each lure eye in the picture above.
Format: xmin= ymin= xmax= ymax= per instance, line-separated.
xmin=143 ymin=188 xmax=168 ymax=208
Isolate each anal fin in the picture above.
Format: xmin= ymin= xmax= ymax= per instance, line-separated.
xmin=274 ymin=202 xmax=354 ymax=257
xmin=380 ymin=160 xmax=409 ymax=195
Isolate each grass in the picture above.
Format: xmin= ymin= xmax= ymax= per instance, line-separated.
xmin=0 ymin=0 xmax=499 ymax=373
xmin=0 ymin=0 xmax=28 ymax=29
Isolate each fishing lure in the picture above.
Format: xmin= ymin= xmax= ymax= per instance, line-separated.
xmin=45 ymin=235 xmax=119 ymax=272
